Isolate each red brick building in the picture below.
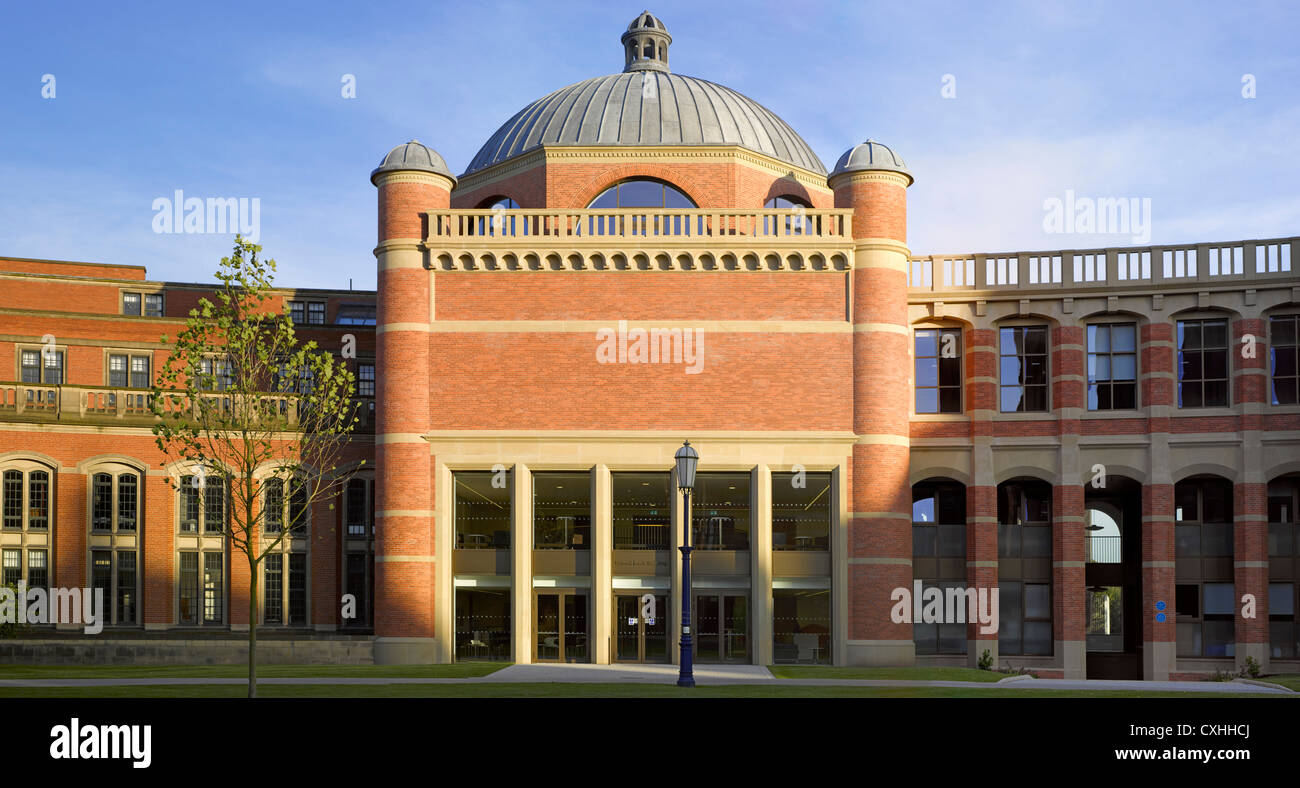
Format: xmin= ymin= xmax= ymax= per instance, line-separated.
xmin=3 ymin=11 xmax=1298 ymax=679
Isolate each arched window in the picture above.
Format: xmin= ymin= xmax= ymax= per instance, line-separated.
xmin=478 ymin=196 xmax=519 ymax=210
xmin=177 ymin=468 xmax=228 ymax=627
xmin=998 ymin=479 xmax=1053 ymax=656
xmin=587 ymin=178 xmax=694 ymax=209
xmin=261 ymin=473 xmax=310 ymax=627
xmin=87 ymin=464 xmax=142 ymax=627
xmin=763 ymin=195 xmax=812 ymax=236
xmin=1 ymin=461 xmax=53 ymax=605
xmin=912 ymin=479 xmax=967 ymax=655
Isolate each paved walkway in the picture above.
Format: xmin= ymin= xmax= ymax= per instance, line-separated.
xmin=0 ymin=663 xmax=1291 ymax=693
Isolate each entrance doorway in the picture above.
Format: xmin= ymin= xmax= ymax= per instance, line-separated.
xmin=614 ymin=593 xmax=669 ymax=663
xmin=534 ymin=589 xmax=588 ymax=662
xmin=1084 ymin=482 xmax=1143 ymax=679
xmin=693 ymin=593 xmax=749 ymax=663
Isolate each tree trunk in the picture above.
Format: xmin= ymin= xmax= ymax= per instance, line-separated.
xmin=248 ymin=557 xmax=258 ymax=698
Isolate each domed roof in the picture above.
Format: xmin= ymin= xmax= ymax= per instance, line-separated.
xmin=463 ymin=12 xmax=825 ymax=177
xmin=829 ymin=140 xmax=911 ymax=184
xmin=370 ymin=139 xmax=455 ymax=184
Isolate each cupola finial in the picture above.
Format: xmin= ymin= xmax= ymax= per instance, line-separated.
xmin=622 ymin=11 xmax=672 ymax=73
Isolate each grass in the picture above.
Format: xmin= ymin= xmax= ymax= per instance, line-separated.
xmin=0 ymin=663 xmax=508 ymax=679
xmin=767 ymin=665 xmax=1004 ymax=682
xmin=0 ymin=683 xmax=1281 ymax=699
xmin=1261 ymin=674 xmax=1300 ymax=691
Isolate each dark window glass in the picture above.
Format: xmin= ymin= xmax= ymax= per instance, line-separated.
xmin=762 ymin=195 xmax=813 ymax=235
xmin=772 ymin=589 xmax=831 ymax=664
xmin=289 ymin=479 xmax=307 ymax=535
xmin=204 ymin=477 xmax=225 ymax=533
xmin=533 ymin=472 xmax=591 ymax=550
xmin=1178 ymin=319 xmax=1230 ymax=407
xmin=92 ymin=551 xmax=111 ymax=608
xmin=912 ymin=481 xmax=966 ymax=559
xmin=27 ymin=471 xmax=48 ymax=530
xmin=612 ymin=472 xmax=670 ymax=550
xmin=116 ymin=550 xmax=136 ymax=624
xmin=345 ymin=478 xmax=369 ymax=537
xmin=41 ymin=350 xmax=64 ymax=384
xmin=335 ymin=305 xmax=376 ymax=325
xmin=108 ymin=354 xmax=128 ymax=388
xmin=454 ymin=470 xmax=512 ymax=549
xmin=289 ymin=553 xmax=307 ymax=624
xmin=692 ymin=473 xmax=751 ymax=550
xmin=1087 ymin=323 xmax=1138 ymax=410
xmin=1271 ymin=315 xmax=1300 ymax=405
xmin=116 ymin=474 xmax=137 ymax=531
xmin=179 ymin=477 xmax=199 ymax=533
xmin=144 ymin=293 xmax=164 ymax=317
xmin=20 ymin=351 xmax=40 ymax=384
xmin=289 ymin=302 xmax=305 ymax=324
xmin=264 ymin=478 xmax=283 ymax=532
xmin=1 ymin=471 xmax=20 ymax=529
xmin=129 ymin=356 xmax=149 ymax=389
xmin=265 ymin=554 xmax=283 ymax=624
xmin=358 ymin=363 xmax=375 ymax=397
xmin=27 ymin=549 xmax=47 ymax=590
xmin=1 ymin=549 xmax=19 ymax=586
xmin=999 ymin=326 xmax=1049 ymax=412
xmin=455 ymin=588 xmax=512 ymax=661
xmin=345 ymin=552 xmax=369 ymax=627
xmin=179 ymin=552 xmax=199 ymax=625
xmin=122 ymin=292 xmax=141 ymax=315
xmin=915 ymin=328 xmax=963 ymax=413
xmin=307 ymin=302 xmax=325 ymax=325
xmin=586 ymin=179 xmax=695 ymax=210
xmin=772 ymin=471 xmax=831 ymax=551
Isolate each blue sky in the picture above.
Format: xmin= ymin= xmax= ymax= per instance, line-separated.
xmin=1 ymin=0 xmax=1297 ymax=289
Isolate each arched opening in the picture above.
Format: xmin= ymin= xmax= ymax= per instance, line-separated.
xmin=1174 ymin=475 xmax=1235 ymax=659
xmin=1084 ymin=475 xmax=1143 ymax=678
xmin=763 ymin=194 xmax=812 ymax=236
xmin=997 ymin=478 xmax=1053 ymax=657
xmin=1268 ymin=474 xmax=1300 ymax=659
xmin=911 ymin=478 xmax=967 ymax=656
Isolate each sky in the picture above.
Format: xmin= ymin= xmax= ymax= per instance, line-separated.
xmin=1 ymin=0 xmax=1297 ymax=290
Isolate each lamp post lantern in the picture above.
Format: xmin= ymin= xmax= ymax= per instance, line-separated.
xmin=675 ymin=440 xmax=699 ymax=688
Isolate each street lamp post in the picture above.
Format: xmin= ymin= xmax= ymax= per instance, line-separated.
xmin=675 ymin=440 xmax=699 ymax=688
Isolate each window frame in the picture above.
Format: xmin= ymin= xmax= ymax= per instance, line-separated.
xmin=914 ymin=327 xmax=964 ymax=414
xmin=997 ymin=324 xmax=1050 ymax=413
xmin=1176 ymin=317 xmax=1231 ymax=409
xmin=1269 ymin=314 xmax=1299 ymax=406
xmin=1085 ymin=321 xmax=1139 ymax=411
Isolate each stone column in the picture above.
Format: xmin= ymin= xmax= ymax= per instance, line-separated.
xmin=752 ymin=464 xmax=773 ymax=666
xmin=593 ymin=464 xmax=613 ymax=664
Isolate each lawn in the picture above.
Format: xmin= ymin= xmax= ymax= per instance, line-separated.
xmin=1262 ymin=674 xmax=1300 ymax=691
xmin=768 ymin=665 xmax=1004 ymax=682
xmin=0 ymin=663 xmax=508 ymax=679
xmin=0 ymin=683 xmax=1279 ymax=699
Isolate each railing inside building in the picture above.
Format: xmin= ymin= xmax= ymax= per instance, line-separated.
xmin=907 ymin=236 xmax=1297 ymax=293
xmin=427 ymin=208 xmax=853 ymax=242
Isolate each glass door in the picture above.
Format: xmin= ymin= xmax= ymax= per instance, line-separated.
xmin=535 ymin=590 xmax=589 ymax=663
xmin=614 ymin=593 xmax=669 ymax=663
xmin=693 ymin=593 xmax=749 ymax=663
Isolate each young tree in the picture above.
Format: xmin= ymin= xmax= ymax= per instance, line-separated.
xmin=151 ymin=237 xmax=361 ymax=697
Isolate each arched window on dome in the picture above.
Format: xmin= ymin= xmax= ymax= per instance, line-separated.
xmin=764 ymin=194 xmax=812 ymax=236
xmin=585 ymin=178 xmax=696 ymax=237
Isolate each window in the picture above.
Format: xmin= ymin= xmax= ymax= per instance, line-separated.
xmin=124 ymin=292 xmax=163 ymax=316
xmin=344 ymin=478 xmax=372 ymax=538
xmin=455 ymin=470 xmax=512 ymax=549
xmin=262 ymin=551 xmax=308 ymax=626
xmin=998 ymin=480 xmax=1052 ymax=656
xmin=289 ymin=553 xmax=307 ymax=624
xmin=262 ymin=476 xmax=308 ymax=536
xmin=357 ymin=363 xmax=375 ymax=398
xmin=308 ymin=302 xmax=326 ymax=324
xmin=89 ymin=549 xmax=137 ymax=626
xmin=21 ymin=348 xmax=64 ymax=385
xmin=265 ymin=554 xmax=283 ymax=624
xmin=772 ymin=589 xmax=831 ymax=664
xmin=692 ymin=473 xmax=751 ymax=550
xmin=772 ymin=471 xmax=830 ymax=550
xmin=588 ymin=178 xmax=694 ymax=209
xmin=481 ymin=196 xmax=519 ymax=210
xmin=533 ymin=471 xmax=591 ymax=550
xmin=203 ymin=552 xmax=224 ymax=624
xmin=763 ymin=195 xmax=812 ymax=235
xmin=1175 ymin=477 xmax=1235 ymax=658
xmin=342 ymin=477 xmax=375 ymax=629
xmin=912 ymin=480 xmax=967 ymax=655
xmin=1270 ymin=315 xmax=1299 ymax=405
xmin=27 ymin=549 xmax=48 ymax=590
xmin=2 ymin=549 xmax=20 ymax=587
xmin=1087 ymin=323 xmax=1137 ymax=410
xmin=612 ymin=472 xmax=671 ymax=550
xmin=178 ymin=552 xmax=200 ymax=625
xmin=86 ymin=466 xmax=141 ymax=625
xmin=3 ymin=467 xmax=50 ymax=530
xmin=179 ymin=474 xmax=226 ymax=534
xmin=1177 ymin=318 xmax=1229 ymax=407
xmin=289 ymin=301 xmax=305 ymax=324
xmin=335 ymin=305 xmax=376 ymax=326
xmin=1269 ymin=583 xmax=1298 ymax=659
xmin=144 ymin=293 xmax=164 ymax=317
xmin=197 ymin=357 xmax=233 ymax=391
xmin=915 ymin=328 xmax=962 ymax=413
xmin=999 ymin=326 xmax=1048 ymax=412
xmin=108 ymin=354 xmax=151 ymax=389
xmin=455 ymin=588 xmax=511 ymax=661
xmin=122 ymin=292 xmax=141 ymax=315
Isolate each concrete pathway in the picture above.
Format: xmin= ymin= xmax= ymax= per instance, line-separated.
xmin=0 ymin=663 xmax=1291 ymax=693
